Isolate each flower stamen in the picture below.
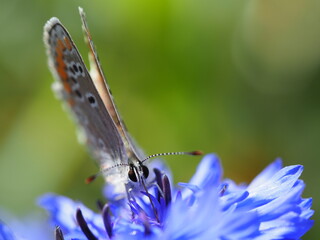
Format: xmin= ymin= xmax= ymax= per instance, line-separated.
xmin=153 ymin=168 xmax=164 ymax=202
xmin=162 ymin=175 xmax=172 ymax=206
xmin=102 ymin=204 xmax=113 ymax=238
xmin=54 ymin=226 xmax=65 ymax=240
xmin=76 ymin=208 xmax=98 ymax=240
xmin=96 ymin=199 xmax=104 ymax=211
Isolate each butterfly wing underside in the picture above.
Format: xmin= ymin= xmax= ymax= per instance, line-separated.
xmin=44 ymin=18 xmax=129 ymax=183
xmin=78 ymin=8 xmax=146 ymax=161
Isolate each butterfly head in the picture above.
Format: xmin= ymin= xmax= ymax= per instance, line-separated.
xmin=93 ymin=156 xmax=150 ymax=189
xmin=128 ymin=161 xmax=149 ymax=183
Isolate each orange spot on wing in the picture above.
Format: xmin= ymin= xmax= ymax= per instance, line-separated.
xmin=55 ymin=39 xmax=72 ymax=93
xmin=55 ymin=39 xmax=67 ymax=81
xmin=64 ymin=36 xmax=73 ymax=51
xmin=67 ymin=98 xmax=75 ymax=106
xmin=63 ymin=82 xmax=72 ymax=93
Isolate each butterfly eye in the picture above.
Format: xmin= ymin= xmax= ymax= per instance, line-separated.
xmin=142 ymin=165 xmax=149 ymax=179
xmin=128 ymin=166 xmax=138 ymax=182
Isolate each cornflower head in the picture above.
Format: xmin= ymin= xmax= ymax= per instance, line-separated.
xmin=37 ymin=154 xmax=313 ymax=240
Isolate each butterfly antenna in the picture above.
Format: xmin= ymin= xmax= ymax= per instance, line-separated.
xmin=141 ymin=150 xmax=203 ymax=163
xmin=85 ymin=173 xmax=100 ymax=184
xmin=85 ymin=163 xmax=130 ymax=184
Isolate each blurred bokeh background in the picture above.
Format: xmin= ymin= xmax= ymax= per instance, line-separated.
xmin=0 ymin=0 xmax=319 ymax=238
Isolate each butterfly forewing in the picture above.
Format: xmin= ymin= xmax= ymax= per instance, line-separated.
xmin=44 ymin=18 xmax=128 ymax=177
xmin=78 ymin=8 xmax=146 ymax=161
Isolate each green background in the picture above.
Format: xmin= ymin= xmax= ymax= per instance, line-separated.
xmin=0 ymin=0 xmax=319 ymax=238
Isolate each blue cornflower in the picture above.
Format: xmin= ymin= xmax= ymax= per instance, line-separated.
xmin=37 ymin=154 xmax=313 ymax=240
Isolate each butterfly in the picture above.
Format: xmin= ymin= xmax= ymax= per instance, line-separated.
xmin=43 ymin=7 xmax=201 ymax=197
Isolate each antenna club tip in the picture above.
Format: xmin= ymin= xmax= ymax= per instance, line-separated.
xmin=190 ymin=150 xmax=203 ymax=156
xmin=85 ymin=175 xmax=97 ymax=184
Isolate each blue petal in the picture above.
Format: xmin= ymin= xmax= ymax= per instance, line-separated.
xmin=0 ymin=221 xmax=15 ymax=240
xmin=188 ymin=154 xmax=222 ymax=189
xmin=248 ymin=158 xmax=282 ymax=190
xmin=300 ymin=198 xmax=314 ymax=219
xmin=38 ymin=193 xmax=105 ymax=238
xmin=210 ymin=207 xmax=260 ymax=239
xmin=239 ymin=165 xmax=304 ymax=208
xmin=38 ymin=193 xmax=84 ymax=233
xmin=220 ymin=190 xmax=249 ymax=211
xmin=163 ymin=189 xmax=220 ymax=239
xmin=254 ymin=181 xmax=305 ymax=221
xmin=258 ymin=213 xmax=314 ymax=240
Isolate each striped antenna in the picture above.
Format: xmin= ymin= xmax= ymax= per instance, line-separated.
xmin=141 ymin=150 xmax=203 ymax=163
xmin=85 ymin=163 xmax=130 ymax=184
xmin=86 ymin=151 xmax=203 ymax=183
